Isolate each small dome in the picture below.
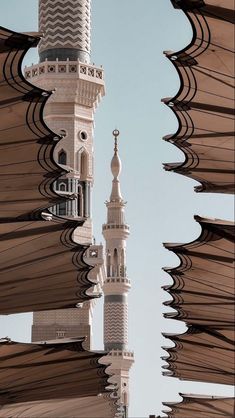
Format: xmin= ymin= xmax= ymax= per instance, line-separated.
xmin=111 ymin=152 xmax=122 ymax=179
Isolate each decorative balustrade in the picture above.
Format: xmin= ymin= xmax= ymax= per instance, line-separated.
xmin=104 ymin=277 xmax=131 ymax=285
xmin=109 ymin=349 xmax=134 ymax=358
xmin=102 ymin=224 xmax=130 ymax=231
xmin=25 ymin=61 xmax=104 ymax=81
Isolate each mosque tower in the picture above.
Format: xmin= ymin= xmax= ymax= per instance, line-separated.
xmin=102 ymin=130 xmax=134 ymax=418
xmin=25 ymin=0 xmax=105 ymax=349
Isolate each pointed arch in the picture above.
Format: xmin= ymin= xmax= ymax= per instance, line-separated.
xmin=59 ymin=182 xmax=66 ymax=192
xmin=58 ymin=149 xmax=67 ymax=165
xmin=78 ymin=147 xmax=89 ymax=180
xmin=107 ymin=250 xmax=111 ymax=277
xmin=120 ymin=248 xmax=126 ymax=277
xmin=77 ymin=184 xmax=84 ymax=217
xmin=113 ymin=248 xmax=118 ymax=277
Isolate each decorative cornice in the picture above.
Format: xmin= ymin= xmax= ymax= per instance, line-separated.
xmin=25 ymin=61 xmax=105 ymax=108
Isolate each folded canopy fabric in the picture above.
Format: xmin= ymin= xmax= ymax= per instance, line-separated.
xmin=162 ymin=394 xmax=235 ymax=418
xmin=162 ymin=326 xmax=234 ymax=385
xmin=0 ymin=338 xmax=113 ymax=407
xmin=0 ymin=218 xmax=95 ymax=314
xmin=163 ymin=0 xmax=235 ymax=193
xmin=163 ymin=216 xmax=235 ymax=328
xmin=0 ymin=395 xmax=117 ymax=418
xmin=0 ymin=26 xmax=65 ymax=220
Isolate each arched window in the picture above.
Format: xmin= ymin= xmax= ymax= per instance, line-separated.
xmin=120 ymin=248 xmax=125 ymax=277
xmin=59 ymin=182 xmax=66 ymax=192
xmin=58 ymin=150 xmax=67 ymax=165
xmin=77 ymin=184 xmax=84 ymax=217
xmin=107 ymin=251 xmax=111 ymax=277
xmin=80 ymin=150 xmax=88 ymax=180
xmin=113 ymin=248 xmax=118 ymax=277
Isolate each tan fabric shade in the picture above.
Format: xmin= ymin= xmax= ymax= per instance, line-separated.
xmin=0 ymin=218 xmax=95 ymax=314
xmin=162 ymin=327 xmax=234 ymax=385
xmin=163 ymin=0 xmax=235 ymax=193
xmin=0 ymin=26 xmax=66 ymax=220
xmin=163 ymin=216 xmax=235 ymax=328
xmin=0 ymin=338 xmax=114 ymax=407
xmin=162 ymin=394 xmax=235 ymax=418
xmin=0 ymin=395 xmax=117 ymax=418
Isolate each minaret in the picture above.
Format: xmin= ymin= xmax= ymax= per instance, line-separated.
xmin=25 ymin=0 xmax=105 ymax=349
xmin=102 ymin=130 xmax=134 ymax=417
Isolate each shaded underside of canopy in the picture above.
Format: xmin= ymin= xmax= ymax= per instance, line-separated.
xmin=163 ymin=216 xmax=235 ymax=328
xmin=162 ymin=394 xmax=235 ymax=418
xmin=163 ymin=0 xmax=235 ymax=193
xmin=0 ymin=395 xmax=117 ymax=418
xmin=0 ymin=218 xmax=95 ymax=314
xmin=0 ymin=26 xmax=65 ymax=220
xmin=162 ymin=326 xmax=235 ymax=385
xmin=0 ymin=339 xmax=114 ymax=407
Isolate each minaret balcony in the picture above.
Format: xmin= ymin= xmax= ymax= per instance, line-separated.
xmin=24 ymin=60 xmax=105 ymax=108
xmin=102 ymin=224 xmax=129 ymax=231
xmin=102 ymin=349 xmax=134 ymax=370
xmin=25 ymin=60 xmax=104 ymax=85
xmin=108 ymin=349 xmax=134 ymax=359
xmin=103 ymin=277 xmax=131 ymax=294
xmin=102 ymin=223 xmax=130 ymax=239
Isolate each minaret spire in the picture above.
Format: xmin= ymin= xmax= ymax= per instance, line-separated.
xmin=102 ymin=131 xmax=134 ymax=417
xmin=110 ymin=129 xmax=123 ymax=202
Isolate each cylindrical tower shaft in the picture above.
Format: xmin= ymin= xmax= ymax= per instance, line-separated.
xmin=39 ymin=0 xmax=91 ymax=62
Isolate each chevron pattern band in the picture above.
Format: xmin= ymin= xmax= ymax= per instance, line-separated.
xmin=104 ymin=302 xmax=128 ymax=350
xmin=39 ymin=0 xmax=91 ymax=62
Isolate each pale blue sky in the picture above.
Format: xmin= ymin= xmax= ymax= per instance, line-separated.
xmin=0 ymin=1 xmax=234 ymax=417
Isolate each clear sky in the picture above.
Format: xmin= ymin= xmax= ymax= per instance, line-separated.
xmin=0 ymin=1 xmax=234 ymax=417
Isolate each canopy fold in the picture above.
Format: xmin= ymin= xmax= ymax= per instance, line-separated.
xmin=162 ymin=394 xmax=235 ymax=418
xmin=163 ymin=0 xmax=235 ymax=193
xmin=163 ymin=216 xmax=235 ymax=328
xmin=0 ymin=218 xmax=95 ymax=314
xmin=162 ymin=327 xmax=235 ymax=385
xmin=0 ymin=339 xmax=114 ymax=408
xmin=0 ymin=26 xmax=97 ymax=315
xmin=0 ymin=26 xmax=66 ymax=220
xmin=0 ymin=395 xmax=117 ymax=418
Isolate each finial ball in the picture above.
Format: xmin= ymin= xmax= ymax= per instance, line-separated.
xmin=112 ymin=129 xmax=120 ymax=138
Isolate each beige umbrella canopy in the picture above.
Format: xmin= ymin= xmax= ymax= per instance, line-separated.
xmin=0 ymin=395 xmax=117 ymax=418
xmin=163 ymin=0 xmax=235 ymax=193
xmin=163 ymin=216 xmax=235 ymax=328
xmin=0 ymin=218 xmax=96 ymax=315
xmin=0 ymin=27 xmax=96 ymax=314
xmin=162 ymin=326 xmax=234 ymax=385
xmin=0 ymin=26 xmax=66 ymax=220
xmin=162 ymin=394 xmax=235 ymax=418
xmin=0 ymin=338 xmax=114 ymax=407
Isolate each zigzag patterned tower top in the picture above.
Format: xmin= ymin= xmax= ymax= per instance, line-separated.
xmin=39 ymin=0 xmax=91 ymax=62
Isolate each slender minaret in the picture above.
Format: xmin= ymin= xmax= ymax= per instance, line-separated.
xmin=25 ymin=0 xmax=105 ymax=349
xmin=102 ymin=130 xmax=134 ymax=418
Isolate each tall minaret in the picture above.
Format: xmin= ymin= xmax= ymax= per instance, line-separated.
xmin=25 ymin=0 xmax=105 ymax=349
xmin=102 ymin=130 xmax=134 ymax=418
